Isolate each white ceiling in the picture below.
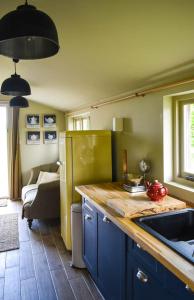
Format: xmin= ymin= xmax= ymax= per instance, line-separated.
xmin=1 ymin=0 xmax=194 ymax=112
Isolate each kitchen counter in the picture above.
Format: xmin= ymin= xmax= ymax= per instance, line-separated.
xmin=75 ymin=182 xmax=194 ymax=291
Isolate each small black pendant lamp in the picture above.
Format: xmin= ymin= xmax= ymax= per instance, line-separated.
xmin=9 ymin=96 xmax=29 ymax=108
xmin=0 ymin=0 xmax=59 ymax=60
xmin=1 ymin=59 xmax=31 ymax=96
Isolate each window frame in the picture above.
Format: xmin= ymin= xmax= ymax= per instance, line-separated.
xmin=72 ymin=115 xmax=90 ymax=131
xmin=173 ymin=96 xmax=194 ymax=188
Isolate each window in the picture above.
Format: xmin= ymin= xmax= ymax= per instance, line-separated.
xmin=173 ymin=97 xmax=194 ymax=186
xmin=73 ymin=115 xmax=90 ymax=130
xmin=182 ymin=102 xmax=194 ymax=174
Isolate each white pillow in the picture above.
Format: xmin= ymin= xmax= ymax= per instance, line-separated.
xmin=36 ymin=171 xmax=59 ymax=185
xmin=36 ymin=171 xmax=44 ymax=185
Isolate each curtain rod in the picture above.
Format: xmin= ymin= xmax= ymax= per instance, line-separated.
xmin=66 ymin=76 xmax=194 ymax=116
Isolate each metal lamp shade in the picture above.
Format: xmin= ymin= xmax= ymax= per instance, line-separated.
xmin=10 ymin=96 xmax=29 ymax=108
xmin=0 ymin=4 xmax=59 ymax=60
xmin=1 ymin=74 xmax=31 ymax=96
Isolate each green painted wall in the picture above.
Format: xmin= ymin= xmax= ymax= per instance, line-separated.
xmin=19 ymin=101 xmax=65 ymax=185
xmin=67 ymin=82 xmax=194 ymax=186
xmin=89 ymin=93 xmax=163 ymax=181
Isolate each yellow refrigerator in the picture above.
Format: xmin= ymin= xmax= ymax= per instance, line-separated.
xmin=59 ymin=130 xmax=112 ymax=250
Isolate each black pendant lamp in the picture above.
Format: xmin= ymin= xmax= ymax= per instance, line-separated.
xmin=10 ymin=96 xmax=29 ymax=108
xmin=0 ymin=0 xmax=59 ymax=60
xmin=1 ymin=59 xmax=31 ymax=96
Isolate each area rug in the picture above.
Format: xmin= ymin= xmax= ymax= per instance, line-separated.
xmin=0 ymin=213 xmax=19 ymax=252
xmin=0 ymin=198 xmax=7 ymax=207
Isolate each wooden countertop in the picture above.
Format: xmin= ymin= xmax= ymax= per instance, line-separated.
xmin=75 ymin=182 xmax=194 ymax=290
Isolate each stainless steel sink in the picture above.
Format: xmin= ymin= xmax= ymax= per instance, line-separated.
xmin=133 ymin=208 xmax=194 ymax=264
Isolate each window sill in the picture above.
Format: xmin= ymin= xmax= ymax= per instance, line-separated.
xmin=164 ymin=181 xmax=194 ymax=204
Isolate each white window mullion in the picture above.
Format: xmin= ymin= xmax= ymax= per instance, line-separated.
xmin=183 ymin=104 xmax=189 ymax=173
xmin=72 ymin=114 xmax=90 ymax=130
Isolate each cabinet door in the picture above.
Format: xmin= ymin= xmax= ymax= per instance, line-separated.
xmin=98 ymin=213 xmax=126 ymax=300
xmin=127 ymin=257 xmax=175 ymax=300
xmin=163 ymin=263 xmax=194 ymax=300
xmin=82 ymin=205 xmax=97 ymax=281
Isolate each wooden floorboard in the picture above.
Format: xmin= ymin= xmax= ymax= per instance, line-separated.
xmin=0 ymin=200 xmax=102 ymax=300
xmin=0 ymin=253 xmax=6 ymax=278
xmin=33 ymin=252 xmax=57 ymax=300
xmin=4 ymin=266 xmax=21 ymax=300
xmin=21 ymin=278 xmax=39 ymax=300
xmin=38 ymin=220 xmax=50 ymax=236
xmin=82 ymin=270 xmax=104 ymax=300
xmin=6 ymin=249 xmax=19 ymax=269
xmin=50 ymin=226 xmax=67 ymax=252
xmin=29 ymin=221 xmax=44 ymax=255
xmin=18 ymin=218 xmax=30 ymax=243
xmin=59 ymin=250 xmax=72 ymax=267
xmin=63 ymin=261 xmax=83 ymax=280
xmin=51 ymin=268 xmax=76 ymax=300
xmin=42 ymin=235 xmax=63 ymax=271
xmin=19 ymin=241 xmax=35 ymax=281
xmin=69 ymin=277 xmax=94 ymax=300
xmin=0 ymin=277 xmax=4 ymax=300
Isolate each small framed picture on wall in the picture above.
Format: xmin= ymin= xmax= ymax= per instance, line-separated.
xmin=26 ymin=131 xmax=40 ymax=145
xmin=43 ymin=114 xmax=56 ymax=128
xmin=26 ymin=114 xmax=40 ymax=128
xmin=44 ymin=131 xmax=57 ymax=144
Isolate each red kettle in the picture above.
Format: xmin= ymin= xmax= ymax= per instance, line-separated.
xmin=146 ymin=180 xmax=168 ymax=201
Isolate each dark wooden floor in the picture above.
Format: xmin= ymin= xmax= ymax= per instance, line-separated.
xmin=0 ymin=200 xmax=103 ymax=300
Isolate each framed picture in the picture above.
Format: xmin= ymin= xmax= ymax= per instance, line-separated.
xmin=26 ymin=114 xmax=40 ymax=128
xmin=43 ymin=114 xmax=56 ymax=128
xmin=44 ymin=131 xmax=57 ymax=144
xmin=26 ymin=131 xmax=40 ymax=145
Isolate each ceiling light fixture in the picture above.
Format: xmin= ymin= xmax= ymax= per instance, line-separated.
xmin=0 ymin=0 xmax=59 ymax=60
xmin=1 ymin=59 xmax=31 ymax=96
xmin=9 ymin=96 xmax=29 ymax=108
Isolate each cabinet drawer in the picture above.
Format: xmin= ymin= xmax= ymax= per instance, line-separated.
xmin=130 ymin=239 xmax=158 ymax=274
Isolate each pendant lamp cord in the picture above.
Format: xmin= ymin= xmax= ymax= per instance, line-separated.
xmin=14 ymin=61 xmax=16 ymax=74
xmin=13 ymin=59 xmax=19 ymax=75
xmin=25 ymin=0 xmax=28 ymax=5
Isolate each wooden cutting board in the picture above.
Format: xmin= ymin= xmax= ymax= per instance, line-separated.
xmin=106 ymin=194 xmax=186 ymax=218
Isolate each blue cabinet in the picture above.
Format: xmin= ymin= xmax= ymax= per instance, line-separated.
xmin=82 ymin=198 xmax=126 ymax=300
xmin=127 ymin=238 xmax=194 ymax=300
xmin=162 ymin=264 xmax=194 ymax=300
xmin=97 ymin=212 xmax=126 ymax=300
xmin=82 ymin=201 xmax=97 ymax=281
xmin=82 ymin=198 xmax=194 ymax=300
xmin=127 ymin=257 xmax=175 ymax=300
